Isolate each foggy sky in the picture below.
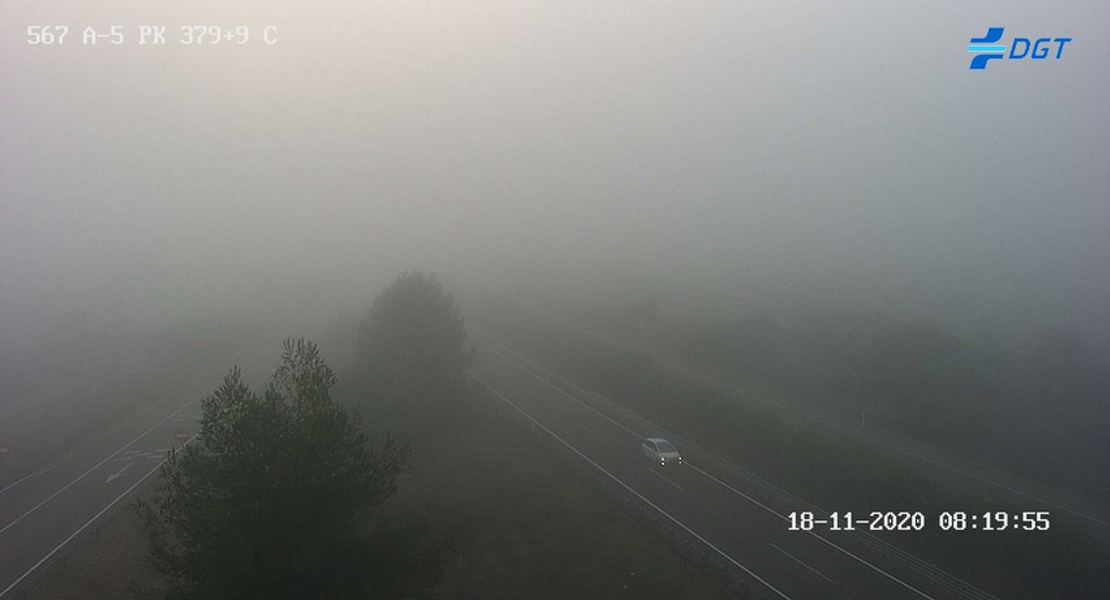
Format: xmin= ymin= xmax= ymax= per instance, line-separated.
xmin=3 ymin=1 xmax=1107 ymax=341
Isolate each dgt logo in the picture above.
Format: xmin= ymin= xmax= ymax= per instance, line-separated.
xmin=968 ymin=27 xmax=1072 ymax=70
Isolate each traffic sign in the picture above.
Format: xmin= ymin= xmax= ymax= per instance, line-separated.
xmin=174 ymin=429 xmax=189 ymax=443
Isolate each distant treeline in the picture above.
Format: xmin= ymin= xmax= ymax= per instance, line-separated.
xmin=577 ymin=302 xmax=1110 ymax=503
xmin=477 ymin=306 xmax=1110 ymax=600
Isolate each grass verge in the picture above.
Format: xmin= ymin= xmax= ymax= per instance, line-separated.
xmin=477 ymin=307 xmax=1110 ymax=600
xmin=20 ymin=373 xmax=733 ymax=600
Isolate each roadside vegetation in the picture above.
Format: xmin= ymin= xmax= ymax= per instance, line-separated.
xmin=22 ymin=271 xmax=732 ymax=600
xmin=137 ymin=339 xmax=441 ymax=599
xmin=477 ymin=305 xmax=1110 ymax=600
xmin=26 ymin=361 xmax=732 ymax=600
xmin=571 ymin=299 xmax=1110 ymax=503
xmin=134 ymin=271 xmax=475 ymax=599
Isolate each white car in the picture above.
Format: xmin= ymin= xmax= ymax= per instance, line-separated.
xmin=641 ymin=437 xmax=682 ymax=466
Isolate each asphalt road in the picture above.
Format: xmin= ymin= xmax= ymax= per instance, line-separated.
xmin=468 ymin=325 xmax=985 ymax=600
xmin=541 ymin=312 xmax=1110 ymax=532
xmin=0 ymin=323 xmax=992 ymax=600
xmin=0 ymin=342 xmax=277 ymax=598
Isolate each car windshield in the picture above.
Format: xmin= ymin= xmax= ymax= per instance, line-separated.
xmin=656 ymin=441 xmax=677 ymax=453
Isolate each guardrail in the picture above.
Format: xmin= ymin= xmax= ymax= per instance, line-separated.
xmin=471 ymin=326 xmax=1003 ymax=600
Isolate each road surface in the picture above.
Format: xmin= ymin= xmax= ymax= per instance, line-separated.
xmin=0 ymin=342 xmax=276 ymax=598
xmin=539 ymin=311 xmax=1110 ymax=533
xmin=468 ymin=325 xmax=997 ymax=600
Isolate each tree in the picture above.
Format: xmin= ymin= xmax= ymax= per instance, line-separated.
xmin=140 ymin=338 xmax=441 ymax=599
xmin=355 ymin=271 xmax=473 ymax=399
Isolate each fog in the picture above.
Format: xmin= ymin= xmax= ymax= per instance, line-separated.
xmin=4 ymin=5 xmax=1110 ymax=598
xmin=3 ymin=0 xmax=1108 ymax=347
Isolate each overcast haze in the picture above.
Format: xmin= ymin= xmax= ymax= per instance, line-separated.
xmin=3 ymin=1 xmax=1107 ymax=342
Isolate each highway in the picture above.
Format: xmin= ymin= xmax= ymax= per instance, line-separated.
xmin=0 ymin=323 xmax=998 ymax=600
xmin=541 ymin=312 xmax=1110 ymax=532
xmin=0 ymin=341 xmax=277 ymax=598
xmin=468 ymin=325 xmax=997 ymax=600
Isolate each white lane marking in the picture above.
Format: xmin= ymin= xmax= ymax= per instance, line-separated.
xmin=0 ymin=382 xmax=215 ymax=536
xmin=687 ymin=463 xmax=935 ymax=600
xmin=668 ymin=353 xmax=1110 ymax=528
xmin=572 ymin=419 xmax=597 ymax=436
xmin=473 ymin=330 xmax=641 ymax=440
xmin=470 ymin=373 xmax=794 ymax=600
xmin=649 ymin=469 xmax=686 ymax=492
xmin=770 ymin=543 xmax=833 ymax=582
xmin=0 ymin=350 xmax=271 ymax=536
xmin=104 ymin=462 xmax=132 ymax=484
xmin=685 ymin=464 xmax=782 ymax=518
xmin=0 ymin=454 xmax=166 ymax=598
xmin=0 ymin=361 xmax=272 ymax=598
xmin=537 ymin=314 xmax=1110 ymax=528
xmin=473 ymin=328 xmax=936 ymax=600
xmin=0 ymin=465 xmax=59 ymax=497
